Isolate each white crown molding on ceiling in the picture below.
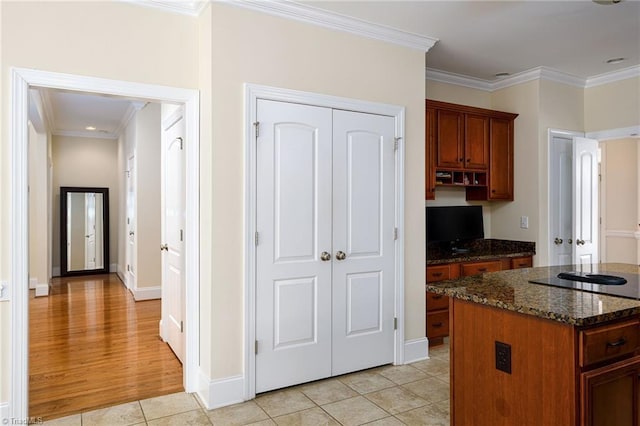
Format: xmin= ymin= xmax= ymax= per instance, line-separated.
xmin=114 ymin=101 xmax=147 ymax=137
xmin=427 ymin=65 xmax=640 ymax=92
xmin=221 ymin=0 xmax=438 ymax=52
xmin=38 ymin=88 xmax=145 ymax=140
xmin=123 ymin=0 xmax=208 ymax=16
xmin=52 ymin=130 xmax=119 ymax=140
xmin=586 ymin=125 xmax=640 ymax=141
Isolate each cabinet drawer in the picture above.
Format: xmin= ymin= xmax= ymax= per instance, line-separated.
xmin=461 ymin=260 xmax=502 ymax=276
xmin=427 ymin=264 xmax=455 ymax=282
xmin=427 ymin=291 xmax=449 ymax=311
xmin=580 ymin=319 xmax=640 ymax=367
xmin=427 ymin=311 xmax=449 ymax=338
xmin=511 ymin=256 xmax=532 ymax=269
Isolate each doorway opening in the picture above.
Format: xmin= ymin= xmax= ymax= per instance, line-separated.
xmin=10 ymin=68 xmax=200 ymax=420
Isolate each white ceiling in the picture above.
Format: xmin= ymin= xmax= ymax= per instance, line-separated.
xmin=33 ymin=0 xmax=640 ymax=137
xmin=301 ymin=0 xmax=640 ymax=82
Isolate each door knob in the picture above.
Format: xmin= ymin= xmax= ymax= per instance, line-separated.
xmin=320 ymin=252 xmax=331 ymax=261
xmin=160 ymin=244 xmax=168 ymax=251
xmin=576 ymin=239 xmax=585 ymax=246
xmin=568 ymin=239 xmax=573 ymax=244
xmin=129 ymin=231 xmax=135 ymax=236
xmin=336 ymin=251 xmax=346 ymax=261
xmin=554 ymin=237 xmax=563 ymax=245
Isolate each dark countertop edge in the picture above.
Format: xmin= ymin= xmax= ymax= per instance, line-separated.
xmin=426 ymin=283 xmax=640 ymax=327
xmin=426 ymin=251 xmax=535 ymax=265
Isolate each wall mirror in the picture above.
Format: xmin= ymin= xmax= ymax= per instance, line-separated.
xmin=60 ymin=187 xmax=109 ymax=276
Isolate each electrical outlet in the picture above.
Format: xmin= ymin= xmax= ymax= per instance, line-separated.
xmin=520 ymin=216 xmax=529 ymax=229
xmin=495 ymin=341 xmax=512 ymax=374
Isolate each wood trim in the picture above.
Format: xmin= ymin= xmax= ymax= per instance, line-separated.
xmin=426 ymin=99 xmax=519 ymax=121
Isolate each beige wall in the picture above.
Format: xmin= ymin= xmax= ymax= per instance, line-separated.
xmin=1 ymin=0 xmax=427 ymax=401
xmin=601 ymin=138 xmax=639 ymax=263
xmin=1 ymin=1 xmax=198 ymax=401
xmin=28 ymin=122 xmax=49 ymax=287
xmin=133 ymin=103 xmax=161 ymax=289
xmin=426 ymin=79 xmax=492 ymax=109
xmin=51 ymin=136 xmax=119 ymax=271
xmin=207 ymin=2 xmax=426 ymax=379
xmin=585 ymin=77 xmax=640 ymax=132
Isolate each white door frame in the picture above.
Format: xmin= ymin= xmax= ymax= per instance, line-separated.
xmin=9 ymin=67 xmax=200 ymax=419
xmin=243 ymin=83 xmax=406 ymax=399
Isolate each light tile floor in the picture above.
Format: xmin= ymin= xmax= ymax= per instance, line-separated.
xmin=44 ymin=343 xmax=450 ymax=426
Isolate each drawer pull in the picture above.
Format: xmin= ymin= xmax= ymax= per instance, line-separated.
xmin=477 ymin=268 xmax=488 ymax=272
xmin=432 ymin=295 xmax=444 ymax=300
xmin=517 ymin=263 xmax=527 ymax=267
xmin=606 ymin=338 xmax=627 ymax=348
xmin=432 ymin=272 xmax=443 ymax=277
xmin=432 ymin=322 xmax=444 ymax=328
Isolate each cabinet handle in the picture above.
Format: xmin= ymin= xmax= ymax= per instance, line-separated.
xmin=432 ymin=272 xmax=443 ymax=277
xmin=432 ymin=294 xmax=444 ymax=300
xmin=606 ymin=338 xmax=627 ymax=348
xmin=517 ymin=263 xmax=528 ymax=267
xmin=432 ymin=322 xmax=444 ymax=328
xmin=478 ymin=267 xmax=488 ymax=272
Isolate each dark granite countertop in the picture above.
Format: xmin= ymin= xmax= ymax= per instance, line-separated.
xmin=426 ymin=263 xmax=640 ymax=326
xmin=427 ymin=238 xmax=535 ymax=265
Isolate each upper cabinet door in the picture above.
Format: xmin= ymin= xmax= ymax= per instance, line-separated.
xmin=488 ymin=117 xmax=514 ymax=200
xmin=464 ymin=114 xmax=490 ymax=170
xmin=436 ymin=109 xmax=464 ymax=168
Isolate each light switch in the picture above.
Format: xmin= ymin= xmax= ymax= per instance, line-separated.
xmin=520 ymin=216 xmax=529 ymax=229
xmin=0 ymin=281 xmax=9 ymax=301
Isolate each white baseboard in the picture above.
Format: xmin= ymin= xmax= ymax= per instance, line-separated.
xmin=130 ymin=286 xmax=161 ymax=301
xmin=197 ymin=370 xmax=245 ymax=410
xmin=0 ymin=401 xmax=9 ymax=424
xmin=29 ymin=277 xmax=37 ymax=289
xmin=35 ymin=282 xmax=49 ymax=297
xmin=404 ymin=337 xmax=429 ymax=363
xmin=52 ymin=266 xmax=60 ymax=277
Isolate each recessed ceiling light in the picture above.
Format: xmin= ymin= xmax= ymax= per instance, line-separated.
xmin=495 ymin=72 xmax=510 ymax=78
xmin=605 ymin=57 xmax=626 ymax=64
xmin=85 ymin=126 xmax=96 ymax=131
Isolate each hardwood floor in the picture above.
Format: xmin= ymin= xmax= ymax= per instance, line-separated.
xmin=29 ymin=274 xmax=183 ymax=420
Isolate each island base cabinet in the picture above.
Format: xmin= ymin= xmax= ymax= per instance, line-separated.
xmin=581 ymin=357 xmax=640 ymax=426
xmin=450 ymin=299 xmax=577 ymax=426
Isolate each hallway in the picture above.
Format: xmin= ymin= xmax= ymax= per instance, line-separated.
xmin=29 ymin=274 xmax=183 ymax=420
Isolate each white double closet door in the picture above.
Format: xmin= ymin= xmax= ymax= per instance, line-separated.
xmin=256 ymin=99 xmax=396 ymax=393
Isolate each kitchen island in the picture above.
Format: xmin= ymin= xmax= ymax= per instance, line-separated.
xmin=427 ymin=263 xmax=640 ymax=426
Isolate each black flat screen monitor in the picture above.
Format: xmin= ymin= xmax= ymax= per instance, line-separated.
xmin=427 ymin=206 xmax=484 ymax=244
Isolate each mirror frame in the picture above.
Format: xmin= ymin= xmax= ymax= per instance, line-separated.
xmin=60 ymin=186 xmax=110 ymax=276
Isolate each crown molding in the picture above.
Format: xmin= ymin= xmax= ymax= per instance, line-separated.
xmin=427 ymin=64 xmax=639 ymax=92
xmin=425 ymin=68 xmax=493 ymax=92
xmin=123 ymin=0 xmax=207 ymax=16
xmin=222 ymin=0 xmax=438 ymax=52
xmin=586 ymin=125 xmax=640 ymax=141
xmin=52 ymin=130 xmax=119 ymax=140
xmin=585 ymin=65 xmax=640 ymax=88
xmin=114 ymin=101 xmax=146 ymax=137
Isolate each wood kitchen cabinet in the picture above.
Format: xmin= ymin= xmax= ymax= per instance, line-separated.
xmin=425 ymin=99 xmax=518 ymax=201
xmin=581 ymin=357 xmax=640 ymax=426
xmin=450 ymin=300 xmax=640 ymax=426
xmin=426 ymin=255 xmax=532 ymax=346
xmin=425 ymin=106 xmax=436 ymax=200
